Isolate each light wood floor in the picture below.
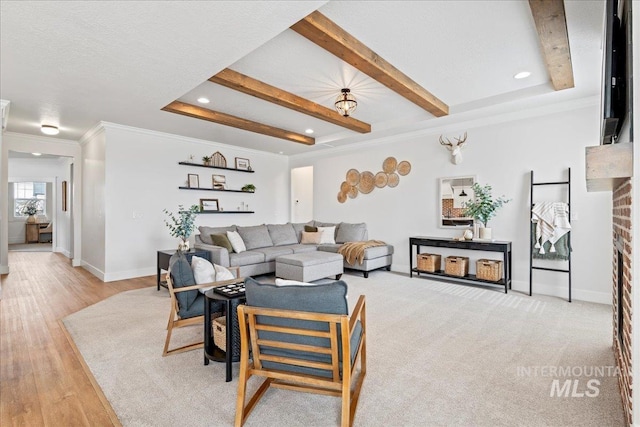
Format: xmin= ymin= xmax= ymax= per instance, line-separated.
xmin=1 ymin=251 xmax=152 ymax=426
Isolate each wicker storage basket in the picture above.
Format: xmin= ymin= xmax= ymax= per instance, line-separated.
xmin=417 ymin=253 xmax=441 ymax=272
xmin=444 ymin=256 xmax=469 ymax=277
xmin=476 ymin=259 xmax=503 ymax=282
xmin=213 ymin=316 xmax=227 ymax=351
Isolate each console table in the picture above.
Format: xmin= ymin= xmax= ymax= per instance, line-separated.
xmin=409 ymin=236 xmax=512 ymax=293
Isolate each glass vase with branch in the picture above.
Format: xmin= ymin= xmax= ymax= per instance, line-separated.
xmin=163 ymin=204 xmax=200 ymax=251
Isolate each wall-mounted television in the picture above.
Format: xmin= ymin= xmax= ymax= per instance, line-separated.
xmin=601 ymin=0 xmax=633 ymax=145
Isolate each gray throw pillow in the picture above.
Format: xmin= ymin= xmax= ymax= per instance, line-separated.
xmin=168 ymin=253 xmax=197 ymax=311
xmin=198 ymin=225 xmax=237 ymax=245
xmin=335 ymin=222 xmax=367 ymax=243
xmin=267 ymin=223 xmax=298 ymax=246
xmin=237 ymin=225 xmax=273 ymax=250
xmin=210 ymin=233 xmax=233 ymax=252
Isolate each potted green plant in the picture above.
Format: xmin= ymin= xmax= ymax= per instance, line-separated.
xmin=163 ymin=204 xmax=200 ymax=251
xmin=202 ymin=155 xmax=212 ymax=166
xmin=21 ymin=198 xmax=40 ymax=223
xmin=463 ymin=183 xmax=510 ymax=240
xmin=241 ymin=184 xmax=256 ymax=193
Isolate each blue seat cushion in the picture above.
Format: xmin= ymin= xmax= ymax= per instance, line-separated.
xmin=178 ymin=293 xmax=225 ymax=319
xmin=244 ymin=277 xmax=362 ymax=377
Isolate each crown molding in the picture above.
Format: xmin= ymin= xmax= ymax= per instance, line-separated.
xmin=89 ymin=121 xmax=285 ymax=159
xmin=3 ymin=131 xmax=79 ymax=146
xmin=291 ymin=95 xmax=599 ymax=161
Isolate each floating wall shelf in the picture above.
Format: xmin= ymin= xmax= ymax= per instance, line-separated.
xmin=178 ymin=161 xmax=254 ymax=173
xmin=178 ymin=186 xmax=255 ymax=194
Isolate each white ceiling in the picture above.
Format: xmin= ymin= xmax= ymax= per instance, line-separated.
xmin=1 ymin=1 xmax=605 ymax=156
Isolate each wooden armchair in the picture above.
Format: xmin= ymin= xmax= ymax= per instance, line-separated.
xmin=163 ymin=254 xmax=242 ymax=357
xmin=235 ymin=278 xmax=366 ymax=427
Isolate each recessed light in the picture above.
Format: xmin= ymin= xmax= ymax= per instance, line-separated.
xmin=32 ymin=152 xmax=42 ymax=156
xmin=41 ymin=124 xmax=59 ymax=135
xmin=514 ymin=71 xmax=531 ymax=79
xmin=279 ymin=151 xmax=284 ymax=154
xmin=305 ymin=129 xmax=314 ymax=134
xmin=197 ymin=97 xmax=210 ymax=104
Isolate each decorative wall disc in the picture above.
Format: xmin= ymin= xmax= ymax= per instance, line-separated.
xmin=382 ymin=157 xmax=397 ymax=174
xmin=340 ymin=181 xmax=351 ymax=193
xmin=346 ymin=169 xmax=360 ymax=186
xmin=375 ymin=172 xmax=388 ymax=188
xmin=397 ymin=160 xmax=411 ymax=176
xmin=337 ymin=191 xmax=347 ymax=203
xmin=212 ymin=151 xmax=227 ymax=168
xmin=348 ymin=186 xmax=359 ymax=198
xmin=387 ymin=172 xmax=400 ymax=187
xmin=358 ymin=171 xmax=375 ymax=194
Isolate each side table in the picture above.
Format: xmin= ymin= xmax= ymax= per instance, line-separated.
xmin=156 ymin=249 xmax=211 ymax=291
xmin=204 ymin=288 xmax=246 ymax=382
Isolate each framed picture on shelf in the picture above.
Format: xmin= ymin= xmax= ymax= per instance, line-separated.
xmin=212 ymin=174 xmax=226 ymax=190
xmin=188 ymin=174 xmax=200 ymax=188
xmin=200 ymin=198 xmax=219 ymax=212
xmin=235 ymin=157 xmax=251 ymax=171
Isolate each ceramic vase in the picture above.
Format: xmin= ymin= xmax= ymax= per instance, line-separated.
xmin=479 ymin=227 xmax=492 ymax=240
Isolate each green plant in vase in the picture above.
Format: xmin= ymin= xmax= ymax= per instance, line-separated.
xmin=463 ymin=183 xmax=510 ymax=240
xmin=21 ymin=198 xmax=40 ymax=223
xmin=202 ymin=155 xmax=212 ymax=166
xmin=163 ymin=204 xmax=200 ymax=251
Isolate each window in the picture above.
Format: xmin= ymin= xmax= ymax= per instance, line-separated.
xmin=14 ymin=182 xmax=46 ymax=217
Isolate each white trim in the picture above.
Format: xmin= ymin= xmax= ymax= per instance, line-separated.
xmin=293 ymin=95 xmax=599 ymax=161
xmin=103 ymin=267 xmax=156 ymax=282
xmin=88 ymin=121 xmax=284 ymax=159
xmin=3 ymin=131 xmax=78 ymax=145
xmin=81 ymin=261 xmax=105 ymax=281
xmin=0 ymin=99 xmax=10 ymax=130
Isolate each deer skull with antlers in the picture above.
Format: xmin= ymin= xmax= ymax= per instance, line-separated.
xmin=439 ymin=132 xmax=468 ymax=165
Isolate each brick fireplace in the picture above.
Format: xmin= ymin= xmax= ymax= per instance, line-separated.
xmin=613 ymin=178 xmax=632 ymax=425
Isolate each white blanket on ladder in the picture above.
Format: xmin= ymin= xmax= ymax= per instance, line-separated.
xmin=531 ymin=201 xmax=571 ymax=254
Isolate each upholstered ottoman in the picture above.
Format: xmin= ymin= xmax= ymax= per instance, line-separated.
xmin=275 ymin=252 xmax=343 ymax=282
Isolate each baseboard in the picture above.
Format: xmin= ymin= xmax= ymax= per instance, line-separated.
xmin=103 ymin=267 xmax=156 ymax=283
xmin=81 ymin=261 xmax=106 ymax=281
xmin=395 ymin=263 xmax=610 ymax=305
xmin=55 ymin=247 xmax=71 ymax=257
xmin=508 ymin=280 xmax=610 ymax=305
xmin=0 ymin=264 xmax=9 ymax=274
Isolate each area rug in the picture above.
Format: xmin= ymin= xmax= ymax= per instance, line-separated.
xmin=62 ymin=272 xmax=624 ymax=426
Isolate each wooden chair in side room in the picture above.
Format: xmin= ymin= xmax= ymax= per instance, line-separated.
xmin=163 ymin=253 xmax=242 ymax=357
xmin=235 ymin=278 xmax=366 ymax=427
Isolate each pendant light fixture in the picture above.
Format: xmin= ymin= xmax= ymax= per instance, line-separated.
xmin=334 ymin=88 xmax=357 ymax=117
xmin=460 ymin=189 xmax=467 ymax=197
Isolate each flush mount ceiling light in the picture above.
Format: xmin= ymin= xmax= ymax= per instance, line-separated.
xmin=41 ymin=124 xmax=59 ymax=135
xmin=32 ymin=152 xmax=42 ymax=156
xmin=305 ymin=128 xmax=314 ymax=134
xmin=197 ymin=97 xmax=210 ymax=104
xmin=514 ymin=71 xmax=531 ymax=79
xmin=334 ymin=88 xmax=357 ymax=117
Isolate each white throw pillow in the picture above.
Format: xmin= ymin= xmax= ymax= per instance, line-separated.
xmin=214 ymin=264 xmax=235 ymax=281
xmin=275 ymin=278 xmax=314 ymax=286
xmin=191 ymin=256 xmax=217 ymax=293
xmin=226 ymin=230 xmax=247 ymax=253
xmin=317 ymin=226 xmax=336 ymax=244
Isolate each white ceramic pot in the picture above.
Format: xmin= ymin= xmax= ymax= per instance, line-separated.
xmin=479 ymin=227 xmax=492 ymax=240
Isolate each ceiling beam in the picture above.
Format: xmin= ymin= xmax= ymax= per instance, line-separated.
xmin=209 ymin=69 xmax=371 ymax=134
xmin=162 ymin=101 xmax=315 ymax=145
xmin=290 ymin=11 xmax=449 ymax=117
xmin=528 ymin=0 xmax=575 ymax=90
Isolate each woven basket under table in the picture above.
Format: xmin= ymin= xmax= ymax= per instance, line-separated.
xmin=476 ymin=259 xmax=503 ymax=282
xmin=417 ymin=253 xmax=441 ymax=272
xmin=444 ymin=256 xmax=469 ymax=277
xmin=212 ymin=315 xmax=227 ymax=351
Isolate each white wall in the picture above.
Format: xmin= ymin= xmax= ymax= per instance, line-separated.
xmin=290 ymin=104 xmax=611 ymax=303
xmin=95 ymin=123 xmax=290 ymax=281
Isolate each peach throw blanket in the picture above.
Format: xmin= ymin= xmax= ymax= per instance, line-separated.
xmin=338 ymin=240 xmax=386 ymax=265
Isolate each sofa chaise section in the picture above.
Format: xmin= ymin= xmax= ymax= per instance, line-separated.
xmin=194 ymin=221 xmax=393 ymax=278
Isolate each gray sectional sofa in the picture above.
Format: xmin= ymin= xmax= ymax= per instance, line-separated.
xmin=194 ymin=221 xmax=393 ymax=278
